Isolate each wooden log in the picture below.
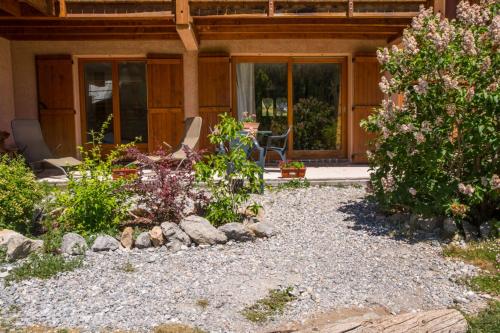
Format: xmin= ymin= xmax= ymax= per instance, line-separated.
xmin=295 ymin=309 xmax=468 ymax=333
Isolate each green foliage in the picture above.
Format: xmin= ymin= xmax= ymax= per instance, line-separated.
xmin=5 ymin=253 xmax=82 ymax=285
xmin=466 ymin=301 xmax=500 ymax=333
xmin=270 ymin=178 xmax=310 ymax=192
xmin=468 ymin=274 xmax=500 ymax=296
xmin=0 ymin=247 xmax=6 ymax=265
xmin=0 ymin=155 xmax=46 ymax=234
xmin=56 ymin=115 xmax=133 ymax=236
xmin=280 ymin=161 xmax=305 ymax=169
xmin=241 ymin=287 xmax=296 ymax=323
xmin=195 ymin=113 xmax=263 ymax=226
xmin=293 ymin=97 xmax=338 ymax=150
xmin=363 ymin=2 xmax=500 ymax=224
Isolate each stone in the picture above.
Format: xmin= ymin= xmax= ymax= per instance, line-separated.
xmin=135 ymin=232 xmax=152 ymax=249
xmin=410 ymin=215 xmax=439 ymax=232
xmin=61 ymin=233 xmax=88 ymax=255
xmin=91 ymin=235 xmax=120 ymax=252
xmin=247 ymin=222 xmax=276 ymax=238
xmin=462 ymin=221 xmax=478 ymax=242
xmin=149 ymin=226 xmax=165 ymax=247
xmin=479 ymin=222 xmax=492 ymax=239
xmin=3 ymin=231 xmax=43 ymax=261
xmin=244 ymin=206 xmax=266 ymax=223
xmin=218 ymin=223 xmax=254 ymax=242
xmin=161 ymin=222 xmax=191 ymax=246
xmin=120 ymin=227 xmax=134 ymax=249
xmin=0 ymin=229 xmax=20 ymax=247
xmin=179 ymin=215 xmax=227 ymax=245
xmin=442 ymin=218 xmax=458 ymax=238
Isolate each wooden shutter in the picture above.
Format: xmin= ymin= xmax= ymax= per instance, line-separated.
xmin=198 ymin=54 xmax=231 ymax=151
xmin=36 ymin=55 xmax=76 ymax=157
xmin=147 ymin=56 xmax=184 ymax=152
xmin=352 ymin=55 xmax=383 ymax=163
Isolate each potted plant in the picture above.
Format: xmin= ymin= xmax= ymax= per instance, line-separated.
xmin=112 ymin=163 xmax=139 ymax=180
xmin=280 ymin=160 xmax=306 ymax=178
xmin=241 ymin=112 xmax=259 ymax=135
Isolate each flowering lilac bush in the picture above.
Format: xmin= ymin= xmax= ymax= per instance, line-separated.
xmin=363 ymin=1 xmax=499 ymax=226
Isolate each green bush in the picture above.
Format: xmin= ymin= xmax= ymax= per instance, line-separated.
xmin=56 ymin=116 xmax=133 ymax=236
xmin=195 ymin=113 xmax=263 ymax=226
xmin=363 ymin=2 xmax=499 ymax=225
xmin=0 ymin=155 xmax=45 ymax=234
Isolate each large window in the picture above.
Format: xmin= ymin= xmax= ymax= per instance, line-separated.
xmin=234 ymin=57 xmax=346 ymax=157
xmin=82 ymin=60 xmax=148 ymax=145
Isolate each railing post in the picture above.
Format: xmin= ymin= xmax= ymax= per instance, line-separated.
xmin=348 ymin=0 xmax=354 ymax=18
xmin=268 ymin=0 xmax=275 ymax=17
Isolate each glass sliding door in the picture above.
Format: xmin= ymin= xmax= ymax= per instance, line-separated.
xmin=234 ymin=57 xmax=346 ymax=159
xmin=83 ymin=62 xmax=114 ymax=144
xmin=81 ymin=59 xmax=148 ymax=148
xmin=236 ymin=63 xmax=288 ymax=135
xmin=292 ymin=62 xmax=342 ymax=151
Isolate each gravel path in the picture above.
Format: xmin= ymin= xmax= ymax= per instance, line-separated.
xmin=0 ymin=186 xmax=480 ymax=332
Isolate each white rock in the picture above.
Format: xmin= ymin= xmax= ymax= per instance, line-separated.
xmin=61 ymin=233 xmax=88 ymax=255
xmin=247 ymin=222 xmax=277 ymax=238
xmin=91 ymin=235 xmax=120 ymax=252
xmin=179 ymin=215 xmax=227 ymax=245
xmin=135 ymin=232 xmax=152 ymax=249
xmin=218 ymin=223 xmax=254 ymax=242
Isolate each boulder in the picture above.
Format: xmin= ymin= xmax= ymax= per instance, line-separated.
xmin=479 ymin=222 xmax=492 ymax=239
xmin=121 ymin=227 xmax=134 ymax=250
xmin=0 ymin=229 xmax=20 ymax=247
xmin=149 ymin=226 xmax=165 ymax=247
xmin=179 ymin=215 xmax=227 ymax=245
xmin=135 ymin=232 xmax=152 ymax=249
xmin=442 ymin=218 xmax=458 ymax=238
xmin=218 ymin=223 xmax=254 ymax=242
xmin=247 ymin=222 xmax=277 ymax=238
xmin=161 ymin=222 xmax=191 ymax=246
xmin=411 ymin=215 xmax=439 ymax=232
xmin=91 ymin=235 xmax=120 ymax=252
xmin=462 ymin=221 xmax=479 ymax=242
xmin=61 ymin=232 xmax=88 ymax=255
xmin=1 ymin=230 xmax=43 ymax=261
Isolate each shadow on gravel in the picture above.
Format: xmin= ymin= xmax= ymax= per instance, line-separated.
xmin=338 ymin=198 xmax=443 ymax=245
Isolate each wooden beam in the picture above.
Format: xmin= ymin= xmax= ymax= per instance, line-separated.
xmin=347 ymin=0 xmax=354 ymax=17
xmin=0 ymin=0 xmax=21 ymax=16
xmin=175 ymin=0 xmax=198 ymax=51
xmin=268 ymin=0 xmax=274 ymax=17
xmin=58 ymin=0 xmax=66 ymax=17
xmin=177 ymin=22 xmax=199 ymax=51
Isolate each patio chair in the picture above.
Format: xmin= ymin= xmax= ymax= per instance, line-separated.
xmin=263 ymin=127 xmax=292 ymax=163
xmin=11 ymin=119 xmax=81 ymax=176
xmin=147 ymin=116 xmax=202 ymax=164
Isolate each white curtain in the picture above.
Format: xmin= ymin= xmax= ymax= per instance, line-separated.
xmin=236 ymin=63 xmax=255 ymax=120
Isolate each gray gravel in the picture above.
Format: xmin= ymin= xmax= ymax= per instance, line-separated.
xmin=0 ymin=186 xmax=480 ymax=332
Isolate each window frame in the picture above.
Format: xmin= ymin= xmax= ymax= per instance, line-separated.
xmin=78 ymin=58 xmax=149 ymax=152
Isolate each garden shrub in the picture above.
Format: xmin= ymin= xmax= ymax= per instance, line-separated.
xmin=126 ymin=146 xmax=205 ymax=223
xmin=56 ymin=116 xmax=133 ymax=236
xmin=195 ymin=113 xmax=263 ymax=226
xmin=0 ymin=155 xmax=46 ymax=234
xmin=363 ymin=1 xmax=499 ymax=226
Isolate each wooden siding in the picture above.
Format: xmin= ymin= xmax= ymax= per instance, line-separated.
xmin=36 ymin=54 xmax=77 ymax=157
xmin=147 ymin=57 xmax=184 ymax=152
xmin=198 ymin=55 xmax=231 ymax=151
xmin=352 ymin=55 xmax=382 ymax=163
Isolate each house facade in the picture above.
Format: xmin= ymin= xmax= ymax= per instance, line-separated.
xmin=0 ymin=0 xmax=457 ymax=162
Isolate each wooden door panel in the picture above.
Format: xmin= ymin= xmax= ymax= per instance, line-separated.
xmin=148 ymin=108 xmax=183 ymax=152
xmin=147 ymin=57 xmax=184 ymax=152
xmin=36 ymin=55 xmax=76 ymax=157
xmin=352 ymin=56 xmax=381 ymax=163
xmin=198 ymin=55 xmax=230 ymax=151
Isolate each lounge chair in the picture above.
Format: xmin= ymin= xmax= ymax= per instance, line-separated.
xmin=147 ymin=116 xmax=202 ymax=164
xmin=11 ymin=119 xmax=81 ymax=176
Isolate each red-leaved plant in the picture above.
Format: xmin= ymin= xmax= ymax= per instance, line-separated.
xmin=126 ymin=146 xmax=207 ymax=223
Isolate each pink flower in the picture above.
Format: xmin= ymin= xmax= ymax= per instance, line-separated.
xmin=421 ymin=121 xmax=432 ymax=133
xmin=379 ymin=76 xmax=391 ymax=94
xmin=462 ymin=30 xmax=477 ymax=56
xmin=443 ymin=75 xmax=458 ymax=90
xmin=403 ymin=33 xmax=419 ymax=55
xmin=481 ymin=56 xmax=491 ymax=72
xmin=381 ymin=174 xmax=396 ymax=193
xmin=446 ymin=104 xmax=456 ymax=116
xmin=458 ymin=183 xmax=475 ymax=196
xmin=457 ymin=1 xmax=490 ymax=26
xmin=413 ymin=78 xmax=428 ymax=95
xmin=409 ymin=187 xmax=417 ymax=196
xmin=466 ymin=86 xmax=475 ymax=101
xmin=491 ymin=174 xmax=500 ymax=190
xmin=400 ymin=123 xmax=415 ymax=133
xmin=490 ymin=15 xmax=500 ymax=46
xmin=414 ymin=131 xmax=426 ymax=144
xmin=376 ymin=48 xmax=391 ymax=65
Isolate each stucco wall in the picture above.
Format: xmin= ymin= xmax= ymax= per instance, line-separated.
xmin=0 ymin=37 xmax=15 ymax=145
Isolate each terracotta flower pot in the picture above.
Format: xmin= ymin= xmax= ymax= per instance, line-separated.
xmin=243 ymin=122 xmax=260 ymax=135
xmin=280 ymin=167 xmax=306 ymax=178
xmin=112 ymin=168 xmax=138 ymax=180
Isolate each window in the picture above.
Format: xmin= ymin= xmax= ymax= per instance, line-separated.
xmin=82 ymin=60 xmax=148 ymax=145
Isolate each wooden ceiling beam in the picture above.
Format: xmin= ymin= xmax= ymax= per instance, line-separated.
xmin=200 ymin=31 xmax=397 ymax=39
xmin=175 ymin=0 xmax=199 ymax=51
xmin=0 ymin=0 xmax=22 ymax=16
xmin=3 ymin=33 xmax=179 ymax=40
xmin=196 ymin=24 xmax=405 ymax=32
